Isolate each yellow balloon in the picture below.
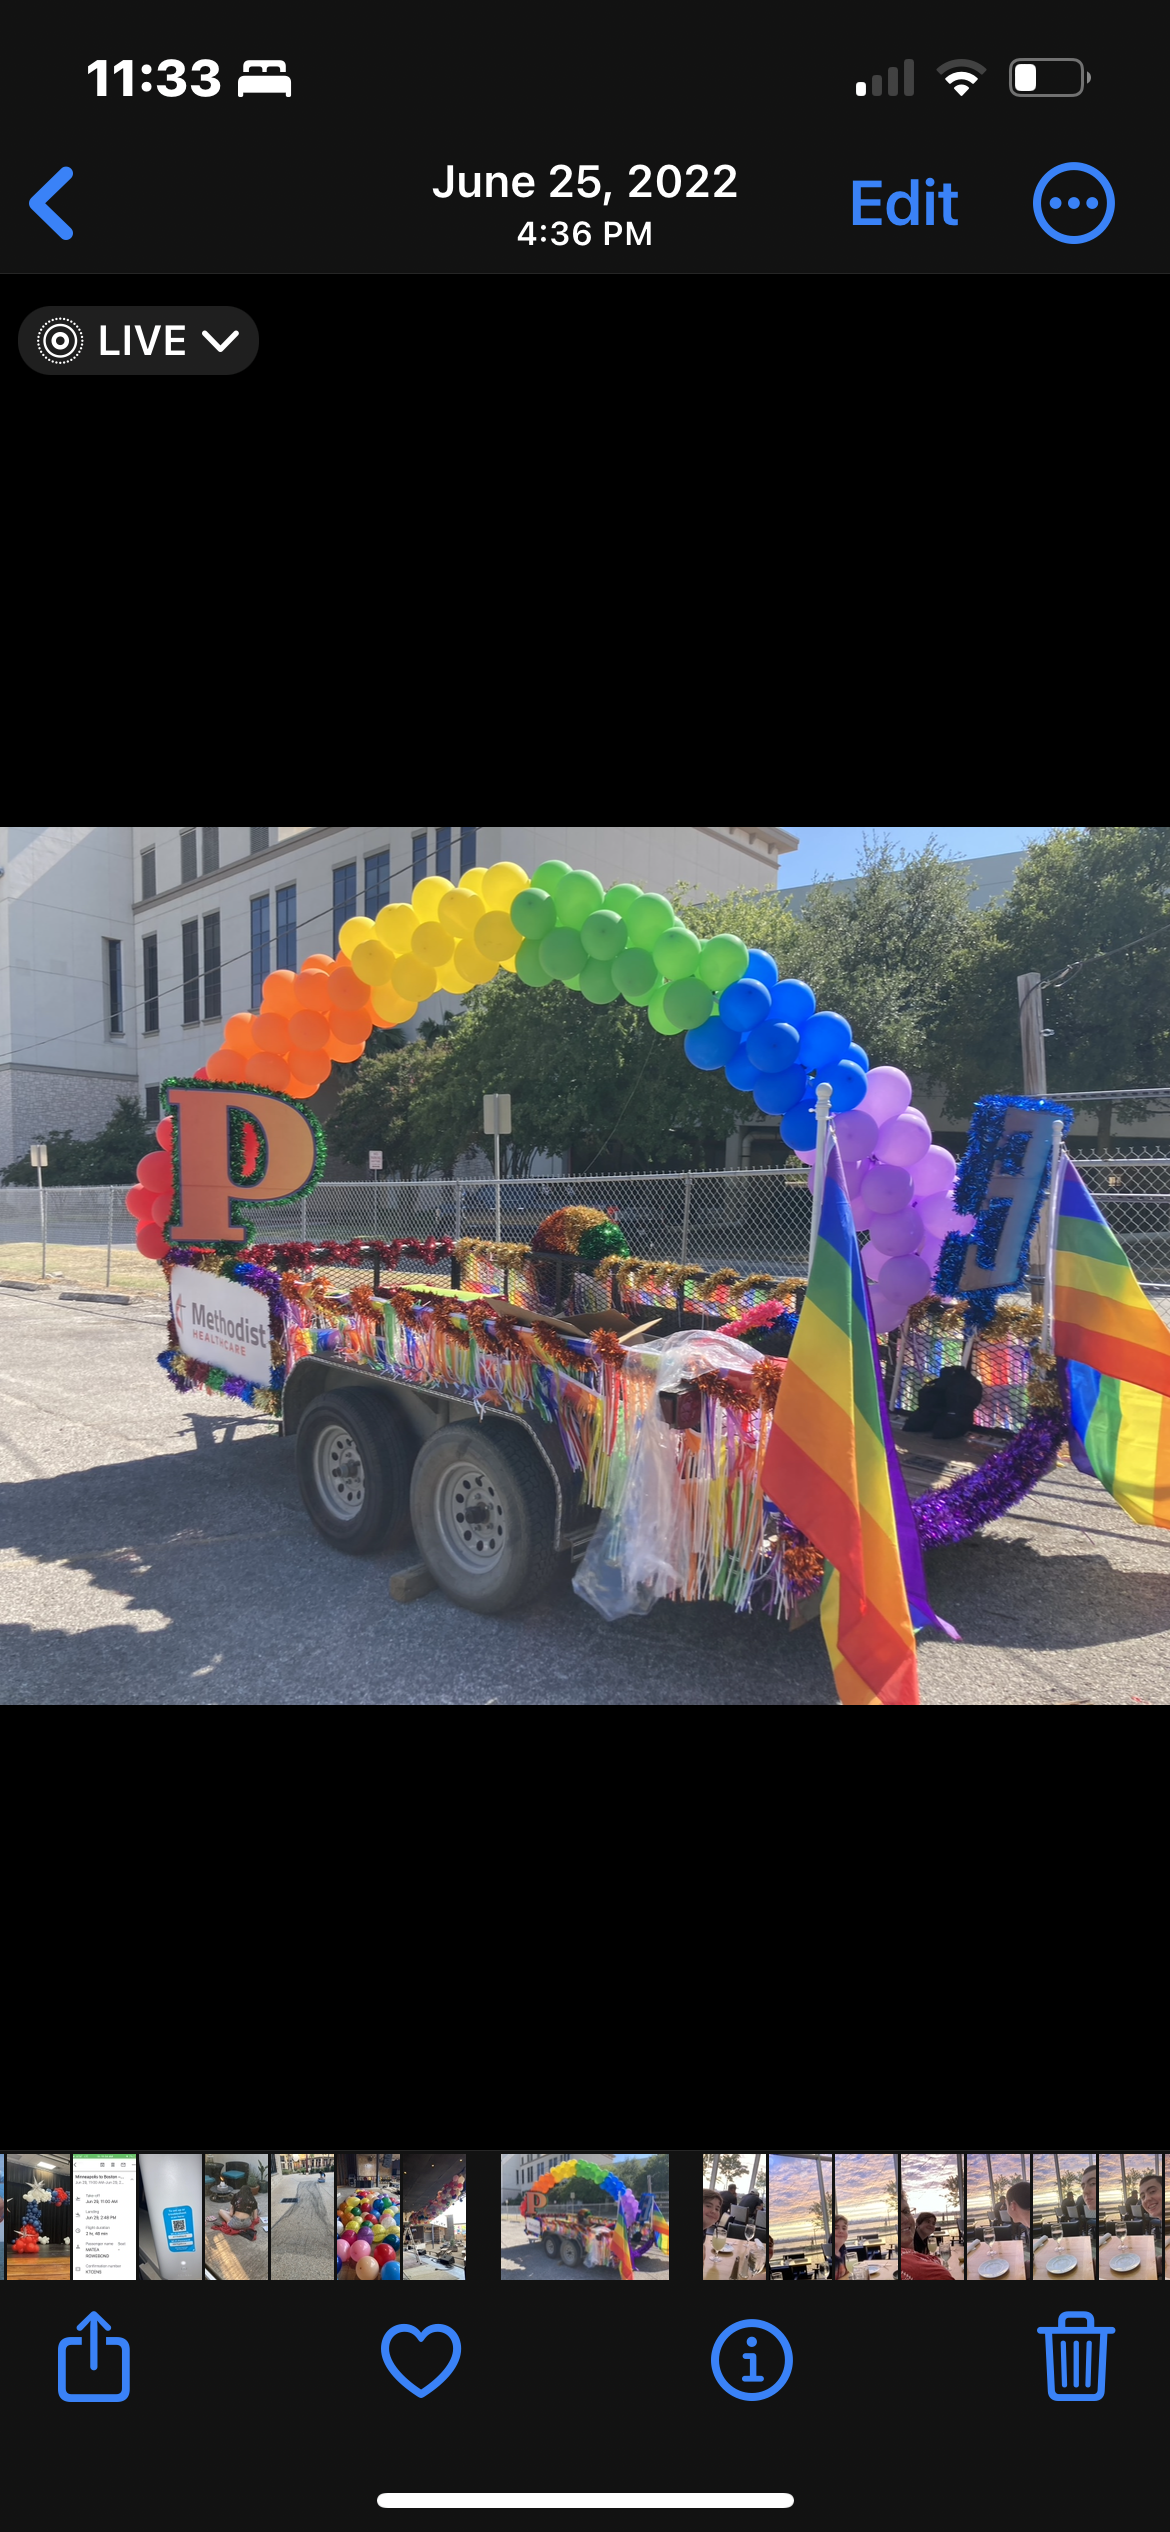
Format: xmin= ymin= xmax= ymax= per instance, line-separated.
xmin=369 ymin=983 xmax=418 ymax=1025
xmin=338 ymin=915 xmax=376 ymax=958
xmin=454 ymin=938 xmax=497 ymax=985
xmin=475 ymin=909 xmax=521 ymax=960
xmin=482 ymin=860 xmax=530 ymax=910
xmin=501 ymin=952 xmax=518 ymax=972
xmin=350 ymin=937 xmax=396 ymax=987
xmin=374 ymin=902 xmax=418 ymax=955
xmin=432 ymin=962 xmax=465 ymax=995
xmin=412 ymin=919 xmax=452 ymax=967
xmin=460 ymin=867 xmax=489 ymax=899
xmin=413 ymin=876 xmax=453 ymax=920
xmin=393 ymin=952 xmax=438 ymax=1001
xmin=437 ymin=887 xmax=481 ymax=939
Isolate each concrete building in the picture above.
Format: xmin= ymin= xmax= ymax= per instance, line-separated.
xmin=0 ymin=824 xmax=797 ymax=1167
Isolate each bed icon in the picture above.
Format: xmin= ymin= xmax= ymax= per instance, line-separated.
xmin=1037 ymin=2311 xmax=1114 ymax=2403
xmin=238 ymin=60 xmax=292 ymax=97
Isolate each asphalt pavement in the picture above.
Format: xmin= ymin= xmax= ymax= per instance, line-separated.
xmin=270 ymin=2171 xmax=334 ymax=2279
xmin=2 ymin=1286 xmax=1168 ymax=1705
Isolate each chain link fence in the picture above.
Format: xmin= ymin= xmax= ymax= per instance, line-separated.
xmin=1057 ymin=1090 xmax=1170 ymax=1288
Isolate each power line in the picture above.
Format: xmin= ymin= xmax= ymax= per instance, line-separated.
xmin=1020 ymin=913 xmax=1170 ymax=1009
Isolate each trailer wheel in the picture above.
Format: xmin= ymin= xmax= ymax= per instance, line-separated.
xmin=543 ymin=2232 xmax=561 ymax=2259
xmin=410 ymin=1420 xmax=558 ymax=1612
xmin=558 ymin=2235 xmax=582 ymax=2267
xmin=296 ymin=1392 xmax=414 ymax=1555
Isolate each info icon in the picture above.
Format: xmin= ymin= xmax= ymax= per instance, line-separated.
xmin=37 ymin=317 xmax=83 ymax=363
xmin=711 ymin=2319 xmax=793 ymax=2402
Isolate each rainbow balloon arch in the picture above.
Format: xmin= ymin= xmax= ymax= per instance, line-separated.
xmin=522 ymin=2161 xmax=669 ymax=2280
xmin=127 ymin=853 xmax=972 ymax=1344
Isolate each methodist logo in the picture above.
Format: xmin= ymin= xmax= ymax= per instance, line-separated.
xmin=170 ymin=1263 xmax=273 ymax=1386
xmin=853 ymin=178 xmax=958 ymax=224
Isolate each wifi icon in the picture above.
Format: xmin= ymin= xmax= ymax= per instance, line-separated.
xmin=937 ymin=58 xmax=986 ymax=95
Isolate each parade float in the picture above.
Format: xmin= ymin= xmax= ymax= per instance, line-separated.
xmin=132 ymin=855 xmax=1170 ymax=1702
xmin=519 ymin=2162 xmax=669 ymax=2277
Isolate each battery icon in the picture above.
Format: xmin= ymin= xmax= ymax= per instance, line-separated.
xmin=1010 ymin=59 xmax=1089 ymax=96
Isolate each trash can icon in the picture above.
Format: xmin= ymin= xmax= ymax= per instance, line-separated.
xmin=1037 ymin=2310 xmax=1114 ymax=2403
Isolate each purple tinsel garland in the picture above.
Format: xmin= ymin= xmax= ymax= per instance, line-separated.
xmin=911 ymin=1408 xmax=1068 ymax=1547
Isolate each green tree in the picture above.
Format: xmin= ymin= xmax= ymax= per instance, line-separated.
xmin=325 ymin=1035 xmax=447 ymax=1177
xmin=939 ymin=827 xmax=1170 ymax=1150
xmin=776 ymin=832 xmax=981 ymax=1082
xmin=704 ymin=2155 xmax=748 ymax=2187
xmin=1 ymin=1094 xmax=155 ymax=1186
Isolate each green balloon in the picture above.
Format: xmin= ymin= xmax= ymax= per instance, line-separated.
xmin=602 ymin=884 xmax=643 ymax=920
xmin=510 ymin=887 xmax=557 ymax=940
xmin=579 ymin=958 xmax=622 ymax=1005
xmin=539 ymin=925 xmax=587 ymax=979
xmin=580 ymin=908 xmax=627 ymax=960
xmin=647 ymin=982 xmax=687 ymax=1035
xmin=624 ymin=891 xmax=674 ymax=949
xmin=563 ymin=972 xmax=583 ymax=992
xmin=663 ymin=975 xmax=715 ymax=1030
xmin=531 ymin=858 xmax=572 ymax=896
xmin=696 ymin=932 xmax=749 ymax=992
xmin=515 ymin=938 xmax=553 ymax=988
xmin=612 ymin=945 xmax=658 ymax=1000
xmin=554 ymin=868 xmax=604 ymax=928
xmin=655 ymin=925 xmax=701 ymax=981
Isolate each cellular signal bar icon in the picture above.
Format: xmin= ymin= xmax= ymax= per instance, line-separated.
xmin=856 ymin=60 xmax=914 ymax=97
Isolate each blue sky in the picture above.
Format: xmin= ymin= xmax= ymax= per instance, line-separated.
xmin=775 ymin=825 xmax=1067 ymax=886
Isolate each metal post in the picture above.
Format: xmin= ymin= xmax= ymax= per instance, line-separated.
xmin=1042 ymin=1127 xmax=1065 ymax=1352
xmin=1017 ymin=971 xmax=1048 ymax=1095
xmin=106 ymin=1184 xmax=113 ymax=1286
xmin=301 ymin=1194 xmax=308 ymax=1241
xmin=494 ymin=1128 xmax=501 ymax=1240
xmin=680 ymin=1170 xmax=693 ymax=1269
xmin=455 ymin=1179 xmax=463 ymax=1243
xmin=38 ymin=1161 xmax=46 ymax=1279
xmin=808 ymin=1080 xmax=833 ymax=1278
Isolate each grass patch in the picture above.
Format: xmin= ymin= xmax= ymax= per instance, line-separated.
xmin=0 ymin=1242 xmax=168 ymax=1296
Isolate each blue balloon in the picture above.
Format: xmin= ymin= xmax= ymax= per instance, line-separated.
xmin=846 ymin=1042 xmax=869 ymax=1071
xmin=725 ymin=1048 xmax=766 ymax=1094
xmin=719 ymin=977 xmax=772 ymax=1034
xmin=745 ymin=947 xmax=779 ymax=989
xmin=769 ymin=978 xmax=816 ymax=1029
xmin=684 ymin=1015 xmax=739 ymax=1070
xmin=745 ymin=1019 xmax=801 ymax=1074
xmin=797 ymin=1009 xmax=852 ymax=1070
xmin=822 ymin=1058 xmax=867 ymax=1112
xmin=768 ymin=1062 xmax=809 ymax=1111
xmin=751 ymin=1073 xmax=795 ymax=1115
xmin=781 ymin=1102 xmax=819 ymax=1150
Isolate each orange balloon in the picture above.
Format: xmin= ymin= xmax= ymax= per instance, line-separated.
xmin=262 ymin=969 xmax=299 ymax=1014
xmin=303 ymin=953 xmax=334 ymax=971
xmin=252 ymin=1010 xmax=291 ymax=1054
xmin=247 ymin=1054 xmax=291 ymax=1093
xmin=324 ymin=1033 xmax=357 ymax=1064
xmin=328 ymin=1004 xmax=373 ymax=1046
xmin=288 ymin=1008 xmax=330 ymax=1051
xmin=293 ymin=969 xmax=332 ymax=1013
xmin=325 ymin=959 xmax=372 ymax=1011
xmin=224 ymin=1011 xmax=256 ymax=1052
xmin=287 ymin=1068 xmax=325 ymax=1099
xmin=205 ymin=1047 xmax=238 ymax=1080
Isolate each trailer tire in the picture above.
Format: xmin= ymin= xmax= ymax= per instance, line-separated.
xmin=558 ymin=2235 xmax=582 ymax=2267
xmin=410 ymin=1420 xmax=558 ymax=1612
xmin=296 ymin=1392 xmax=414 ymax=1554
xmin=543 ymin=2232 xmax=561 ymax=2259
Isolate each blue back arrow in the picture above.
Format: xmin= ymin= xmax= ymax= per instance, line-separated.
xmin=30 ymin=167 xmax=74 ymax=239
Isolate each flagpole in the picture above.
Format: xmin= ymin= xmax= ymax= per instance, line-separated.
xmin=807 ymin=1080 xmax=834 ymax=1280
xmin=1042 ymin=1124 xmax=1066 ymax=1354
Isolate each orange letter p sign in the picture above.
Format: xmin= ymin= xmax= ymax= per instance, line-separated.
xmin=166 ymin=1083 xmax=322 ymax=1244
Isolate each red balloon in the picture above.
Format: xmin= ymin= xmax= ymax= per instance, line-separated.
xmin=137 ymin=1149 xmax=172 ymax=1192
xmin=155 ymin=1115 xmax=175 ymax=1150
xmin=151 ymin=1191 xmax=173 ymax=1227
xmin=126 ymin=1184 xmax=155 ymax=1219
xmin=193 ymin=1066 xmax=210 ymax=1081
xmin=136 ymin=1221 xmax=168 ymax=1259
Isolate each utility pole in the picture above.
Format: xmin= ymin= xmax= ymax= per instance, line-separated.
xmin=31 ymin=1142 xmax=48 ymax=1278
xmin=1017 ymin=972 xmax=1047 ymax=1095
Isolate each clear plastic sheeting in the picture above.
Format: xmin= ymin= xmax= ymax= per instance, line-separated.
xmin=573 ymin=1333 xmax=768 ymax=1621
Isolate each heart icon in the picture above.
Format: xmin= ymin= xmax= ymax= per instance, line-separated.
xmin=380 ymin=2324 xmax=462 ymax=2399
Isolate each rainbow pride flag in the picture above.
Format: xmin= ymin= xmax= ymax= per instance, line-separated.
xmin=764 ymin=1149 xmax=920 ymax=1706
xmin=1055 ymin=1161 xmax=1170 ymax=1530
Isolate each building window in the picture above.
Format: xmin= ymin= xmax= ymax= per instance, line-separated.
xmin=276 ymin=883 xmax=297 ymax=970
xmin=412 ymin=832 xmax=428 ymax=888
xmin=435 ymin=826 xmax=452 ymax=880
xmin=141 ymin=846 xmax=156 ymax=900
xmin=459 ymin=826 xmax=478 ymax=875
xmin=144 ymin=1084 xmax=161 ymax=1124
xmin=182 ymin=919 xmax=200 ymax=1022
xmin=106 ymin=939 xmax=124 ymax=1035
xmin=364 ymin=851 xmax=390 ymax=919
xmin=251 ymin=897 xmax=271 ymax=1009
xmin=250 ymin=825 xmax=269 ymax=854
xmin=203 ymin=912 xmax=221 ymax=1019
xmin=142 ymin=936 xmax=159 ymax=1034
xmin=333 ymin=862 xmax=357 ymax=954
xmin=202 ymin=825 xmax=219 ymax=875
xmin=180 ymin=830 xmax=197 ymax=885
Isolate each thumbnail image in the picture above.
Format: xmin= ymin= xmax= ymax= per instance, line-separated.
xmin=271 ymin=2152 xmax=335 ymax=2281
xmin=5 ymin=2152 xmax=71 ymax=2279
xmin=336 ymin=2153 xmax=400 ymax=2280
xmin=402 ymin=2152 xmax=466 ymax=2279
xmin=1032 ymin=2154 xmax=1097 ymax=2282
xmin=1097 ymin=2153 xmax=1163 ymax=2281
xmin=830 ymin=2153 xmax=900 ymax=2280
xmin=139 ymin=2152 xmax=203 ymax=2280
xmin=900 ymin=2154 xmax=963 ymax=2279
xmin=204 ymin=2153 xmax=269 ymax=2281
xmin=965 ymin=2154 xmax=1031 ymax=2280
xmin=703 ymin=2152 xmax=767 ymax=2281
xmin=500 ymin=2151 xmax=669 ymax=2280
xmin=768 ymin=2152 xmax=831 ymax=2282
xmin=73 ymin=2151 xmax=137 ymax=2283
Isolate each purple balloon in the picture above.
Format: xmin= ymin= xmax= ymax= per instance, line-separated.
xmin=744 ymin=1018 xmax=801 ymax=1073
xmin=877 ymin=1252 xmax=933 ymax=1310
xmin=861 ymin=1239 xmax=886 ymax=1281
xmin=719 ymin=977 xmax=772 ymax=1034
xmin=918 ymin=1232 xmax=943 ymax=1269
xmin=834 ymin=1108 xmax=879 ymax=1164
xmin=913 ymin=1145 xmax=959 ymax=1198
xmin=859 ymin=1065 xmax=913 ymax=1126
xmin=918 ymin=1189 xmax=969 ymax=1238
xmin=866 ymin=1161 xmax=914 ymax=1214
xmin=874 ymin=1107 xmax=932 ymax=1167
xmin=870 ymin=1294 xmax=904 ymax=1335
xmin=850 ymin=1195 xmax=877 ymax=1234
xmin=873 ymin=1203 xmax=924 ymax=1255
xmin=725 ymin=1049 xmax=767 ymax=1094
xmin=769 ymin=978 xmax=816 ymax=1029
